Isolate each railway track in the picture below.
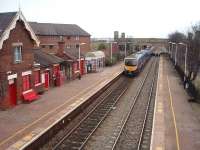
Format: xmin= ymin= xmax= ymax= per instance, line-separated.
xmin=51 ymin=76 xmax=131 ymax=150
xmin=39 ymin=56 xmax=158 ymax=150
xmin=137 ymin=60 xmax=158 ymax=150
xmin=112 ymin=57 xmax=159 ymax=150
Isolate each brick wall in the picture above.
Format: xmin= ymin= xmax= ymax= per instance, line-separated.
xmin=37 ymin=35 xmax=91 ymax=54
xmin=0 ymin=20 xmax=37 ymax=108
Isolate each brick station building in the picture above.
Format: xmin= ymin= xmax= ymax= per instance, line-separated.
xmin=34 ymin=49 xmax=65 ymax=89
xmin=0 ymin=11 xmax=91 ymax=109
xmin=29 ymin=22 xmax=91 ymax=77
xmin=0 ymin=11 xmax=41 ymax=108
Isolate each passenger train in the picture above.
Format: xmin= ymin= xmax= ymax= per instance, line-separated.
xmin=123 ymin=49 xmax=152 ymax=76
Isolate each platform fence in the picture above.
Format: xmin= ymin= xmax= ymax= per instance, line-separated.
xmin=168 ymin=45 xmax=200 ymax=101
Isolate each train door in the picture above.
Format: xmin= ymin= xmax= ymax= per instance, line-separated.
xmin=8 ymin=79 xmax=17 ymax=106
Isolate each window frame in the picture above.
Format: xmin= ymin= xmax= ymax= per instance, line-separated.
xmin=75 ymin=36 xmax=79 ymax=41
xmin=49 ymin=45 xmax=54 ymax=49
xmin=13 ymin=44 xmax=23 ymax=63
xmin=41 ymin=45 xmax=46 ymax=48
xmin=76 ymin=44 xmax=79 ymax=49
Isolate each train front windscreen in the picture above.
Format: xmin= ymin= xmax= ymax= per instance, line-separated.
xmin=125 ymin=59 xmax=137 ymax=66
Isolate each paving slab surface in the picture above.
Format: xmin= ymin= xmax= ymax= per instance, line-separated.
xmin=0 ymin=63 xmax=123 ymax=150
xmin=151 ymin=56 xmax=200 ymax=150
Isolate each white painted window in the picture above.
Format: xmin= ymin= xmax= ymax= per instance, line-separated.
xmin=75 ymin=36 xmax=79 ymax=41
xmin=76 ymin=44 xmax=79 ymax=48
xmin=66 ymin=44 xmax=70 ymax=49
xmin=14 ymin=46 xmax=22 ymax=63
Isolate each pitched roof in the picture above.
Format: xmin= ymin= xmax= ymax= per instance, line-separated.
xmin=0 ymin=12 xmax=17 ymax=37
xmin=64 ymin=48 xmax=84 ymax=60
xmin=29 ymin=22 xmax=90 ymax=36
xmin=34 ymin=49 xmax=65 ymax=67
xmin=85 ymin=51 xmax=105 ymax=58
xmin=0 ymin=11 xmax=40 ymax=49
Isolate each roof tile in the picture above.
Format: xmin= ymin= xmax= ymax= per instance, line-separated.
xmin=29 ymin=22 xmax=90 ymax=36
xmin=34 ymin=49 xmax=65 ymax=67
xmin=0 ymin=12 xmax=17 ymax=37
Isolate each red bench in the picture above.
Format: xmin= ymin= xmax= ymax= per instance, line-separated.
xmin=22 ymin=89 xmax=39 ymax=102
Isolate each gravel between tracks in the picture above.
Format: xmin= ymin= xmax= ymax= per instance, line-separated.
xmin=84 ymin=58 xmax=156 ymax=150
xmin=40 ymin=74 xmax=128 ymax=149
xmin=114 ymin=57 xmax=158 ymax=150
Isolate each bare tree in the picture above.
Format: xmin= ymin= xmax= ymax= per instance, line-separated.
xmin=169 ymin=28 xmax=200 ymax=81
xmin=188 ymin=30 xmax=200 ymax=81
xmin=168 ymin=31 xmax=187 ymax=43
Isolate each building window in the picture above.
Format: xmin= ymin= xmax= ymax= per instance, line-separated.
xmin=22 ymin=75 xmax=31 ymax=91
xmin=75 ymin=36 xmax=79 ymax=41
xmin=41 ymin=45 xmax=45 ymax=48
xmin=14 ymin=46 xmax=22 ymax=63
xmin=34 ymin=70 xmax=41 ymax=85
xmin=76 ymin=44 xmax=79 ymax=49
xmin=49 ymin=45 xmax=54 ymax=49
xmin=67 ymin=36 xmax=71 ymax=40
xmin=66 ymin=44 xmax=70 ymax=49
xmin=69 ymin=44 xmax=73 ymax=48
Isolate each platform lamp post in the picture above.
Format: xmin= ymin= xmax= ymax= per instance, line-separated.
xmin=168 ymin=42 xmax=173 ymax=58
xmin=124 ymin=42 xmax=133 ymax=57
xmin=78 ymin=43 xmax=86 ymax=74
xmin=171 ymin=42 xmax=177 ymax=65
xmin=174 ymin=43 xmax=178 ymax=66
xmin=178 ymin=42 xmax=188 ymax=81
xmin=109 ymin=41 xmax=117 ymax=64
xmin=110 ymin=42 xmax=113 ymax=64
xmin=125 ymin=42 xmax=127 ymax=57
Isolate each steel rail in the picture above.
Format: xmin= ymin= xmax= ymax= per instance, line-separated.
xmin=53 ymin=78 xmax=129 ymax=150
xmin=137 ymin=58 xmax=159 ymax=150
xmin=78 ymin=87 xmax=128 ymax=150
xmin=111 ymin=57 xmax=157 ymax=150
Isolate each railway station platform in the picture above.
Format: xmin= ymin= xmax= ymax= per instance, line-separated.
xmin=151 ymin=56 xmax=200 ymax=150
xmin=0 ymin=62 xmax=123 ymax=150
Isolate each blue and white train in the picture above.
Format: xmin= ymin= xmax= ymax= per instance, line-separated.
xmin=123 ymin=49 xmax=151 ymax=76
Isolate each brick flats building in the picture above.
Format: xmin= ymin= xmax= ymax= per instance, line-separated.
xmin=29 ymin=22 xmax=91 ymax=79
xmin=34 ymin=49 xmax=65 ymax=89
xmin=29 ymin=22 xmax=91 ymax=54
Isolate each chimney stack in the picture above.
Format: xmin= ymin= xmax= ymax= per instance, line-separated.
xmin=57 ymin=36 xmax=65 ymax=56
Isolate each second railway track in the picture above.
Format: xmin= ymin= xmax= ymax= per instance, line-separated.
xmin=52 ymin=77 xmax=131 ymax=150
xmin=39 ymin=56 xmax=159 ymax=150
xmin=83 ymin=56 xmax=159 ymax=150
xmin=113 ymin=57 xmax=159 ymax=150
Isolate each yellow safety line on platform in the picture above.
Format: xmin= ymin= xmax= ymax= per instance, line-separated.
xmin=0 ymin=72 xmax=120 ymax=147
xmin=167 ymin=75 xmax=180 ymax=150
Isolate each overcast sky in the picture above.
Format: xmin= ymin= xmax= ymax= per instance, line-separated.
xmin=1 ymin=0 xmax=200 ymax=38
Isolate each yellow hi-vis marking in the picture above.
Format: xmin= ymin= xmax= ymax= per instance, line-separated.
xmin=167 ymin=75 xmax=180 ymax=150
